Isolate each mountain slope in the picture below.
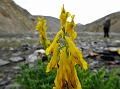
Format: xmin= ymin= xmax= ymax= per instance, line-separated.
xmin=0 ymin=0 xmax=86 ymax=36
xmin=0 ymin=0 xmax=35 ymax=36
xmin=84 ymin=12 xmax=120 ymax=32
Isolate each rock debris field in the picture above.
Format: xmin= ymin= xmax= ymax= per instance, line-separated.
xmin=0 ymin=32 xmax=120 ymax=89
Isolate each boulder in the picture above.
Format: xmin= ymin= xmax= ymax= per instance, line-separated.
xmin=9 ymin=57 xmax=24 ymax=62
xmin=0 ymin=59 xmax=9 ymax=66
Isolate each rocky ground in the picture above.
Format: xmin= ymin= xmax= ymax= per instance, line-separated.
xmin=0 ymin=32 xmax=120 ymax=89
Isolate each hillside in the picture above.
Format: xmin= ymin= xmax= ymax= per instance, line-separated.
xmin=0 ymin=0 xmax=35 ymax=36
xmin=84 ymin=12 xmax=120 ymax=32
xmin=0 ymin=0 xmax=83 ymax=36
xmin=0 ymin=0 xmax=119 ymax=37
xmin=0 ymin=0 xmax=74 ymax=35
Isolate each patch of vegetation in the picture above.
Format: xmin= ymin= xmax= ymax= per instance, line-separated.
xmin=16 ymin=60 xmax=56 ymax=89
xmin=76 ymin=65 xmax=120 ymax=89
xmin=16 ymin=60 xmax=120 ymax=89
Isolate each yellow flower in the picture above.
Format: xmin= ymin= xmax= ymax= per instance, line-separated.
xmin=65 ymin=36 xmax=88 ymax=70
xmin=53 ymin=47 xmax=82 ymax=89
xmin=46 ymin=30 xmax=63 ymax=55
xmin=65 ymin=15 xmax=77 ymax=40
xmin=67 ymin=55 xmax=82 ymax=89
xmin=46 ymin=43 xmax=59 ymax=73
xmin=54 ymin=47 xmax=67 ymax=89
xmin=54 ymin=47 xmax=70 ymax=89
xmin=36 ymin=17 xmax=50 ymax=49
xmin=46 ymin=5 xmax=88 ymax=89
xmin=118 ymin=49 xmax=120 ymax=55
xmin=60 ymin=5 xmax=70 ymax=27
xmin=65 ymin=15 xmax=76 ymax=32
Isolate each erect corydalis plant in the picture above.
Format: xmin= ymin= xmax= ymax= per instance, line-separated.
xmin=46 ymin=5 xmax=88 ymax=89
xmin=36 ymin=17 xmax=50 ymax=49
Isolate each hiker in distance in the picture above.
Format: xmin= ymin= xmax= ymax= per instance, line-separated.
xmin=103 ymin=17 xmax=111 ymax=38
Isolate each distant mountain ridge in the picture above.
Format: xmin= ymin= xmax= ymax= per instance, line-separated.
xmin=0 ymin=0 xmax=120 ymax=37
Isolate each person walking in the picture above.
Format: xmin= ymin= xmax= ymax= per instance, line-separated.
xmin=103 ymin=17 xmax=111 ymax=38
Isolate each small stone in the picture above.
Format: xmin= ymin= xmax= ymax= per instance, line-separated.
xmin=114 ymin=40 xmax=120 ymax=43
xmin=90 ymin=61 xmax=99 ymax=68
xmin=108 ymin=47 xmax=119 ymax=52
xmin=12 ymin=52 xmax=22 ymax=56
xmin=35 ymin=49 xmax=45 ymax=54
xmin=26 ymin=36 xmax=32 ymax=40
xmin=115 ymin=60 xmax=120 ymax=65
xmin=88 ymin=49 xmax=99 ymax=57
xmin=92 ymin=69 xmax=97 ymax=73
xmin=9 ymin=47 xmax=14 ymax=51
xmin=26 ymin=49 xmax=45 ymax=63
xmin=26 ymin=54 xmax=37 ymax=63
xmin=9 ymin=57 xmax=23 ymax=62
xmin=12 ymin=66 xmax=21 ymax=70
xmin=106 ymin=61 xmax=116 ymax=65
xmin=0 ymin=59 xmax=10 ymax=66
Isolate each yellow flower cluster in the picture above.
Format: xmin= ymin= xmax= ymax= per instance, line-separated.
xmin=65 ymin=15 xmax=77 ymax=40
xmin=36 ymin=17 xmax=50 ymax=49
xmin=46 ymin=5 xmax=88 ymax=89
xmin=60 ymin=5 xmax=77 ymax=40
xmin=65 ymin=37 xmax=88 ymax=70
xmin=53 ymin=47 xmax=82 ymax=89
xmin=118 ymin=49 xmax=120 ymax=55
xmin=60 ymin=5 xmax=70 ymax=27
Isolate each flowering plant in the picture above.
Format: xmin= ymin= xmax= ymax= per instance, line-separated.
xmin=46 ymin=5 xmax=88 ymax=89
xmin=36 ymin=17 xmax=50 ymax=49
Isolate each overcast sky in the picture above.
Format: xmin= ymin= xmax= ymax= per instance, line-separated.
xmin=13 ymin=0 xmax=120 ymax=24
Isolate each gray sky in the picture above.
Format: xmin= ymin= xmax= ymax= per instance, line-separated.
xmin=13 ymin=0 xmax=120 ymax=24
